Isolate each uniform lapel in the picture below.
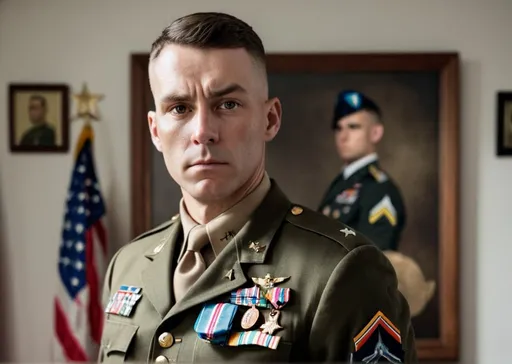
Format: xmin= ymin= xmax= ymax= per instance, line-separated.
xmin=141 ymin=221 xmax=182 ymax=318
xmin=164 ymin=180 xmax=292 ymax=320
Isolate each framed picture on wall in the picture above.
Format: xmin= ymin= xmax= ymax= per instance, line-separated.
xmin=130 ymin=52 xmax=460 ymax=361
xmin=9 ymin=83 xmax=70 ymax=153
xmin=496 ymin=91 xmax=512 ymax=156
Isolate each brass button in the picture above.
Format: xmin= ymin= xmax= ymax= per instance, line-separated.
xmin=155 ymin=355 xmax=169 ymax=363
xmin=158 ymin=332 xmax=174 ymax=348
xmin=291 ymin=206 xmax=303 ymax=215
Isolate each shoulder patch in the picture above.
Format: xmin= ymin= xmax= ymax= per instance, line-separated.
xmin=131 ymin=214 xmax=179 ymax=243
xmin=285 ymin=204 xmax=371 ymax=252
xmin=350 ymin=311 xmax=404 ymax=363
xmin=368 ymin=165 xmax=388 ymax=183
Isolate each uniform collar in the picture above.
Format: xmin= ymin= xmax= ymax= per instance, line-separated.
xmin=343 ymin=153 xmax=378 ymax=179
xmin=180 ymin=172 xmax=271 ymax=257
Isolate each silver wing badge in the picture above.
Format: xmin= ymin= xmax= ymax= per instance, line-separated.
xmin=252 ymin=273 xmax=290 ymax=290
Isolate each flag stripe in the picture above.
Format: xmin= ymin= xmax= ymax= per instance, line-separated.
xmin=94 ymin=219 xmax=108 ymax=256
xmin=86 ymin=222 xmax=104 ymax=344
xmin=55 ymin=298 xmax=89 ymax=361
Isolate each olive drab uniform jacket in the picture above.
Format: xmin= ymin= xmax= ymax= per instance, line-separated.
xmin=99 ymin=181 xmax=417 ymax=363
xmin=318 ymin=161 xmax=406 ymax=251
xmin=19 ymin=123 xmax=56 ymax=146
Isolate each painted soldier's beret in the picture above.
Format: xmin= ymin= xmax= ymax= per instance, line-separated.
xmin=332 ymin=90 xmax=382 ymax=129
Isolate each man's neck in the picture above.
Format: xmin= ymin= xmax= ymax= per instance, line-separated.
xmin=182 ymin=165 xmax=266 ymax=225
xmin=343 ymin=153 xmax=378 ymax=179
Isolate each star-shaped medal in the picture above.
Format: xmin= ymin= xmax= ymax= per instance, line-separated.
xmin=260 ymin=309 xmax=283 ymax=335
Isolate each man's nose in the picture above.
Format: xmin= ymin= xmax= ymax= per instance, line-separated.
xmin=338 ymin=128 xmax=348 ymax=141
xmin=190 ymin=107 xmax=219 ymax=145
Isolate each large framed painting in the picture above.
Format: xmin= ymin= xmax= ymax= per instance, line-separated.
xmin=130 ymin=52 xmax=460 ymax=361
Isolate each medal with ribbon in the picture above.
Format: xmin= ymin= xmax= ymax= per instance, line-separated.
xmin=230 ymin=285 xmax=271 ymax=329
xmin=260 ymin=285 xmax=291 ymax=336
xmin=264 ymin=287 xmax=290 ymax=310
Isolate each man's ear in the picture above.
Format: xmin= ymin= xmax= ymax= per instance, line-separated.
xmin=370 ymin=122 xmax=384 ymax=144
xmin=263 ymin=97 xmax=282 ymax=141
xmin=148 ymin=110 xmax=162 ymax=152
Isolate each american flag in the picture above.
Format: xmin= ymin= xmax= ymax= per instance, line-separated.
xmin=53 ymin=124 xmax=108 ymax=362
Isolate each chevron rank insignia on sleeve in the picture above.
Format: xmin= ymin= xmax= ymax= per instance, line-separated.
xmin=350 ymin=311 xmax=404 ymax=363
xmin=368 ymin=195 xmax=397 ymax=226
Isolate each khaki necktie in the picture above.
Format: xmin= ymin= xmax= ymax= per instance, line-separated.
xmin=173 ymin=225 xmax=209 ymax=302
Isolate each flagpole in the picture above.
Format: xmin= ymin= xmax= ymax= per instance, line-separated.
xmin=72 ymin=83 xmax=103 ymax=157
xmin=52 ymin=83 xmax=107 ymax=363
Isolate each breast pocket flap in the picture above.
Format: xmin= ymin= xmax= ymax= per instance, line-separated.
xmin=103 ymin=320 xmax=139 ymax=355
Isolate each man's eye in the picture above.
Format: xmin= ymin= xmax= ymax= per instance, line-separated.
xmin=219 ymin=101 xmax=239 ymax=110
xmin=171 ymin=105 xmax=188 ymax=114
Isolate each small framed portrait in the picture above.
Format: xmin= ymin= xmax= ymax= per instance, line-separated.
xmin=497 ymin=91 xmax=512 ymax=156
xmin=9 ymin=83 xmax=69 ymax=153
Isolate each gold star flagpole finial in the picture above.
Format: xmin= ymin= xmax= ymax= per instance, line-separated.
xmin=73 ymin=82 xmax=104 ymax=125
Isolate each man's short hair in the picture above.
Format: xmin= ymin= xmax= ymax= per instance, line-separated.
xmin=150 ymin=12 xmax=266 ymax=69
xmin=29 ymin=94 xmax=47 ymax=109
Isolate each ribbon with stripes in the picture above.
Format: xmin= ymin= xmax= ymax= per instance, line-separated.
xmin=194 ymin=303 xmax=238 ymax=345
xmin=105 ymin=285 xmax=142 ymax=317
xmin=264 ymin=287 xmax=290 ymax=310
xmin=230 ymin=285 xmax=271 ymax=308
xmin=228 ymin=330 xmax=281 ymax=350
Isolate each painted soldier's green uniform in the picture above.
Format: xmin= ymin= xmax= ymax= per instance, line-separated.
xmin=19 ymin=123 xmax=55 ymax=146
xmin=318 ymin=90 xmax=406 ymax=251
xmin=99 ymin=179 xmax=416 ymax=363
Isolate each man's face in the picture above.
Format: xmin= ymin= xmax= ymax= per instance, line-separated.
xmin=147 ymin=44 xmax=281 ymax=203
xmin=334 ymin=110 xmax=383 ymax=164
xmin=28 ymin=98 xmax=46 ymax=124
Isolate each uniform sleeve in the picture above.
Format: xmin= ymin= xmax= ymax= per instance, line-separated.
xmin=308 ymin=244 xmax=417 ymax=363
xmin=355 ymin=183 xmax=405 ymax=251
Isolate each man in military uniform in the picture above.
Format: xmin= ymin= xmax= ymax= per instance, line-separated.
xmin=19 ymin=95 xmax=56 ymax=147
xmin=99 ymin=13 xmax=416 ymax=363
xmin=318 ymin=90 xmax=406 ymax=251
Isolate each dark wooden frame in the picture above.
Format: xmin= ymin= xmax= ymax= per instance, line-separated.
xmin=9 ymin=83 xmax=69 ymax=153
xmin=496 ymin=91 xmax=512 ymax=156
xmin=130 ymin=52 xmax=460 ymax=361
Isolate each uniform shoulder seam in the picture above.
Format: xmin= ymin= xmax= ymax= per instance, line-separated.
xmin=368 ymin=164 xmax=389 ymax=183
xmin=285 ymin=204 xmax=369 ymax=252
xmin=131 ymin=215 xmax=179 ymax=243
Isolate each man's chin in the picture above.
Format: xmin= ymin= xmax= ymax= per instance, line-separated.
xmin=188 ymin=179 xmax=233 ymax=202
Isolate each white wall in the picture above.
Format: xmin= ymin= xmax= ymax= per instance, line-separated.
xmin=0 ymin=0 xmax=511 ymax=362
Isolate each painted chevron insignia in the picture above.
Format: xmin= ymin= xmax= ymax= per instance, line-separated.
xmin=368 ymin=195 xmax=397 ymax=226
